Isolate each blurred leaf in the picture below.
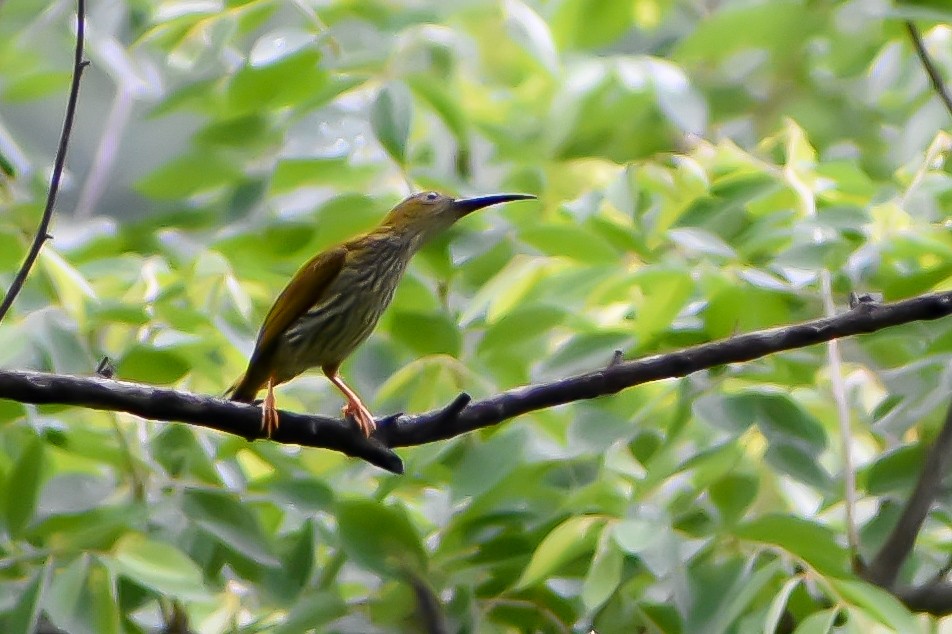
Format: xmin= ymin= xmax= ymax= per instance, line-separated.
xmin=675 ymin=2 xmax=821 ymax=63
xmin=2 ymin=71 xmax=71 ymax=101
xmin=272 ymin=592 xmax=347 ymax=634
xmin=40 ymin=248 xmax=97 ymax=322
xmin=136 ymin=154 xmax=241 ymax=199
xmin=107 ymin=534 xmax=205 ymax=598
xmin=709 ymin=473 xmax=758 ymax=525
xmin=478 ymin=304 xmax=566 ymax=355
xmin=515 ymin=515 xmax=603 ymax=589
xmin=270 ymin=157 xmax=380 ymax=192
xmin=865 ymin=444 xmax=925 ymax=495
xmin=3 ymin=437 xmax=45 ymax=538
xmin=5 ymin=561 xmax=50 ymax=634
xmin=118 ymin=345 xmax=190 ymax=384
xmin=519 ymin=224 xmax=619 ymax=264
xmin=371 ymin=82 xmax=413 ymax=166
xmin=505 ymin=0 xmax=559 ymax=75
xmin=390 ymin=311 xmax=461 ymax=357
xmin=792 ymin=609 xmax=839 ymax=634
xmin=182 ymin=489 xmax=280 ymax=567
xmin=45 ymin=557 xmax=120 ymax=634
xmin=249 ymin=28 xmax=316 ymax=66
xmin=336 ymin=499 xmax=427 ymax=576
xmin=765 ymin=442 xmax=833 ymax=490
xmin=226 ymin=49 xmax=327 ymax=116
xmin=551 ymin=0 xmax=632 ymax=49
xmin=734 ymin=515 xmax=848 ymax=576
xmin=831 ymin=578 xmax=917 ymax=632
xmin=581 ymin=527 xmax=623 ymax=612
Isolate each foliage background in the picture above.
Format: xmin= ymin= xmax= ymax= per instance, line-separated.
xmin=0 ymin=0 xmax=951 ymax=631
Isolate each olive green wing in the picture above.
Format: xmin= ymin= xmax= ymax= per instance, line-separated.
xmin=227 ymin=246 xmax=348 ymax=401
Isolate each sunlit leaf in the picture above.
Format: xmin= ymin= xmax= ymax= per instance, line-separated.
xmin=515 ymin=515 xmax=604 ymax=589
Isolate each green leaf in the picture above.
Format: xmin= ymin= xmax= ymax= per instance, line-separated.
xmin=273 ymin=592 xmax=347 ymax=634
xmin=248 ymin=28 xmax=316 ymax=66
xmin=45 ymin=557 xmax=120 ymax=634
xmin=504 ymin=0 xmax=560 ymax=75
xmin=631 ymin=267 xmax=695 ymax=340
xmin=519 ymin=225 xmax=619 ymax=264
xmin=40 ymin=248 xmax=97 ymax=322
xmin=0 ymin=229 xmax=24 ymax=269
xmin=226 ymin=49 xmax=327 ymax=116
xmin=118 ymin=345 xmax=190 ymax=385
xmin=371 ymin=82 xmax=413 ymax=165
xmin=3 ymin=437 xmax=45 ymax=538
xmin=2 ymin=71 xmax=71 ymax=101
xmin=408 ymin=77 xmax=470 ymax=147
xmin=182 ymin=489 xmax=280 ymax=567
xmin=675 ymin=1 xmax=822 ymax=63
xmin=106 ymin=534 xmax=206 ymax=598
xmin=136 ymin=154 xmax=241 ymax=199
xmin=792 ymin=608 xmax=839 ymax=634
xmin=6 ymin=561 xmax=50 ymax=634
xmin=581 ymin=527 xmax=623 ymax=612
xmin=865 ymin=444 xmax=924 ymax=495
xmin=709 ymin=473 xmax=758 ymax=525
xmin=263 ymin=520 xmax=316 ymax=600
xmin=336 ymin=499 xmax=427 ymax=576
xmin=763 ymin=577 xmax=802 ymax=634
xmin=733 ymin=515 xmax=848 ymax=576
xmin=515 ymin=515 xmax=604 ymax=589
xmin=269 ymin=157 xmax=380 ymax=192
xmin=765 ymin=442 xmax=833 ymax=490
xmin=551 ymin=0 xmax=633 ymax=50
xmin=831 ymin=578 xmax=917 ymax=632
xmin=390 ymin=311 xmax=461 ymax=357
xmin=706 ymin=560 xmax=782 ymax=634
xmin=478 ymin=304 xmax=566 ymax=355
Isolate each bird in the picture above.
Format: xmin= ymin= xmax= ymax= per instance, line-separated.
xmin=227 ymin=191 xmax=536 ymax=438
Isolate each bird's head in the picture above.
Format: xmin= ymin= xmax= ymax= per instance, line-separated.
xmin=382 ymin=191 xmax=535 ymax=242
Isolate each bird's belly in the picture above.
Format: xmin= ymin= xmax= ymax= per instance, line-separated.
xmin=273 ymin=283 xmax=396 ymax=382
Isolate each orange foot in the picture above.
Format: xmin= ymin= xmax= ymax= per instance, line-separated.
xmin=261 ymin=378 xmax=279 ymax=438
xmin=342 ymin=398 xmax=376 ymax=438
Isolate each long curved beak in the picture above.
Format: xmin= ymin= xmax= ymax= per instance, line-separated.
xmin=453 ymin=193 xmax=536 ymax=215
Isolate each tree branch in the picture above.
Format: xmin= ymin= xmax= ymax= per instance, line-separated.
xmin=1 ymin=292 xmax=951 ymax=477
xmin=906 ymin=21 xmax=952 ymax=119
xmin=379 ymin=291 xmax=952 ymax=447
xmin=0 ymin=0 xmax=87 ymax=322
xmin=864 ymin=400 xmax=952 ymax=590
xmin=0 ymin=370 xmax=404 ymax=474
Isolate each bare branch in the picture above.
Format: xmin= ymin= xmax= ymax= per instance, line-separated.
xmin=896 ymin=581 xmax=952 ymax=616
xmin=380 ymin=292 xmax=952 ymax=447
xmin=906 ymin=21 xmax=952 ymax=119
xmin=0 ymin=0 xmax=88 ymax=322
xmin=0 ymin=292 xmax=950 ymax=476
xmin=864 ymin=400 xmax=952 ymax=589
xmin=0 ymin=370 xmax=404 ymax=474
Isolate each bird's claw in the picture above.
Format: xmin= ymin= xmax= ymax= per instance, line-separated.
xmin=342 ymin=401 xmax=376 ymax=438
xmin=261 ymin=389 xmax=279 ymax=438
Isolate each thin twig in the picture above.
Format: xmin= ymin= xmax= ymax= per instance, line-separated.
xmin=0 ymin=0 xmax=87 ymax=322
xmin=906 ymin=21 xmax=952 ymax=119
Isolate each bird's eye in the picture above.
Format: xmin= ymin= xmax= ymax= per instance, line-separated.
xmin=424 ymin=191 xmax=439 ymax=202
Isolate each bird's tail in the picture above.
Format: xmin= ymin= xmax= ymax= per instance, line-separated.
xmin=225 ymin=373 xmax=255 ymax=402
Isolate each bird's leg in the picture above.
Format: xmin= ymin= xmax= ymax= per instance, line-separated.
xmin=262 ymin=377 xmax=279 ymax=438
xmin=326 ymin=372 xmax=376 ymax=437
